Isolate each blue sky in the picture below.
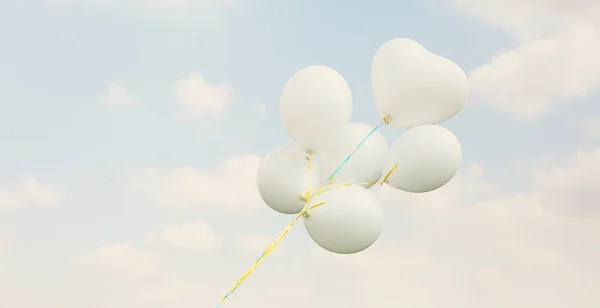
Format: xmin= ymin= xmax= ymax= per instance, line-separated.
xmin=1 ymin=0 xmax=600 ymax=307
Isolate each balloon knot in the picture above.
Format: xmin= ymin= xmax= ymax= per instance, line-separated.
xmin=382 ymin=117 xmax=390 ymax=125
xmin=300 ymin=191 xmax=311 ymax=202
xmin=301 ymin=211 xmax=309 ymax=217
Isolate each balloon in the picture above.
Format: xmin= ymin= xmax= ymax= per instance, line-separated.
xmin=303 ymin=184 xmax=383 ymax=254
xmin=384 ymin=124 xmax=462 ymax=193
xmin=257 ymin=145 xmax=321 ymax=214
xmin=280 ymin=65 xmax=353 ymax=154
xmin=371 ymin=38 xmax=469 ymax=128
xmin=319 ymin=123 xmax=388 ymax=188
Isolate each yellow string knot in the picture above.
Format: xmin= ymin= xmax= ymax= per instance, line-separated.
xmin=300 ymin=189 xmax=311 ymax=202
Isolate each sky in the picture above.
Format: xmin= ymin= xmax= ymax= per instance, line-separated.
xmin=0 ymin=0 xmax=599 ymax=307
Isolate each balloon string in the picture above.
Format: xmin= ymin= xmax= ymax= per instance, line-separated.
xmin=320 ymin=125 xmax=381 ymax=186
xmin=215 ymin=154 xmax=313 ymax=308
xmin=312 ymin=165 xmax=398 ymax=198
xmin=306 ymin=153 xmax=313 ymax=200
xmin=215 ymin=209 xmax=305 ymax=308
xmin=380 ymin=164 xmax=398 ymax=183
xmin=215 ymin=124 xmax=387 ymax=307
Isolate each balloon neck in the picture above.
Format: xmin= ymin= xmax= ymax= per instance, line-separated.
xmin=301 ymin=210 xmax=309 ymax=218
xmin=382 ymin=117 xmax=390 ymax=125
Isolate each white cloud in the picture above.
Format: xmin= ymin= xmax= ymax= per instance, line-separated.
xmin=0 ymin=234 xmax=13 ymax=273
xmin=4 ymin=149 xmax=600 ymax=307
xmin=73 ymin=244 xmax=161 ymax=276
xmin=535 ymin=149 xmax=600 ymax=217
xmin=131 ymin=0 xmax=232 ymax=12
xmin=583 ymin=116 xmax=600 ymax=138
xmin=446 ymin=0 xmax=600 ymax=118
xmin=173 ymin=73 xmax=234 ymax=132
xmin=468 ymin=23 xmax=600 ymax=118
xmin=104 ymin=83 xmax=139 ymax=109
xmin=445 ymin=0 xmax=600 ymax=40
xmin=0 ymin=235 xmax=10 ymax=252
xmin=155 ymin=222 xmax=222 ymax=250
xmin=235 ymin=234 xmax=277 ymax=254
xmin=127 ymin=156 xmax=262 ymax=211
xmin=373 ymin=162 xmax=493 ymax=215
xmin=252 ymin=104 xmax=268 ymax=117
xmin=69 ymin=244 xmax=213 ymax=308
xmin=0 ymin=190 xmax=20 ymax=212
xmin=46 ymin=0 xmax=232 ymax=12
xmin=0 ymin=175 xmax=65 ymax=212
xmin=308 ymin=150 xmax=600 ymax=307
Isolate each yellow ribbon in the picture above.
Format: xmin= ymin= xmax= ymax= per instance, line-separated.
xmin=216 ymin=155 xmax=399 ymax=307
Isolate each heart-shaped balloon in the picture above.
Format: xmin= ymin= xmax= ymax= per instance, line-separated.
xmin=371 ymin=38 xmax=469 ymax=128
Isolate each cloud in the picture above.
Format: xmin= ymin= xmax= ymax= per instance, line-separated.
xmin=252 ymin=104 xmax=268 ymax=117
xmin=5 ymin=149 xmax=600 ymax=307
xmin=583 ymin=116 xmax=600 ymax=138
xmin=0 ymin=176 xmax=65 ymax=212
xmin=0 ymin=234 xmax=13 ymax=273
xmin=446 ymin=0 xmax=600 ymax=118
xmin=131 ymin=0 xmax=233 ymax=12
xmin=73 ymin=244 xmax=161 ymax=276
xmin=468 ymin=23 xmax=600 ymax=118
xmin=127 ymin=156 xmax=262 ymax=212
xmin=0 ymin=235 xmax=11 ymax=252
xmin=307 ymin=150 xmax=600 ymax=307
xmin=373 ymin=162 xmax=493 ymax=215
xmin=445 ymin=0 xmax=600 ymax=39
xmin=64 ymin=241 xmax=319 ymax=308
xmin=46 ymin=0 xmax=233 ymax=12
xmin=104 ymin=83 xmax=139 ymax=109
xmin=153 ymin=222 xmax=222 ymax=250
xmin=535 ymin=149 xmax=600 ymax=217
xmin=69 ymin=244 xmax=212 ymax=308
xmin=235 ymin=234 xmax=276 ymax=254
xmin=173 ymin=73 xmax=234 ymax=133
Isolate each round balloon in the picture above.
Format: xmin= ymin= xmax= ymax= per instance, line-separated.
xmin=303 ymin=184 xmax=383 ymax=254
xmin=319 ymin=123 xmax=388 ymax=188
xmin=257 ymin=145 xmax=321 ymax=214
xmin=371 ymin=38 xmax=469 ymax=128
xmin=280 ymin=65 xmax=353 ymax=154
xmin=384 ymin=125 xmax=462 ymax=193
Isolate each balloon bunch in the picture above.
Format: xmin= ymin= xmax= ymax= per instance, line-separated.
xmin=216 ymin=38 xmax=468 ymax=307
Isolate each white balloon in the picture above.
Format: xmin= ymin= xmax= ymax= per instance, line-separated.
xmin=303 ymin=184 xmax=383 ymax=254
xmin=257 ymin=145 xmax=321 ymax=214
xmin=384 ymin=125 xmax=462 ymax=193
xmin=372 ymin=38 xmax=469 ymax=128
xmin=280 ymin=65 xmax=353 ymax=153
xmin=320 ymin=123 xmax=388 ymax=188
